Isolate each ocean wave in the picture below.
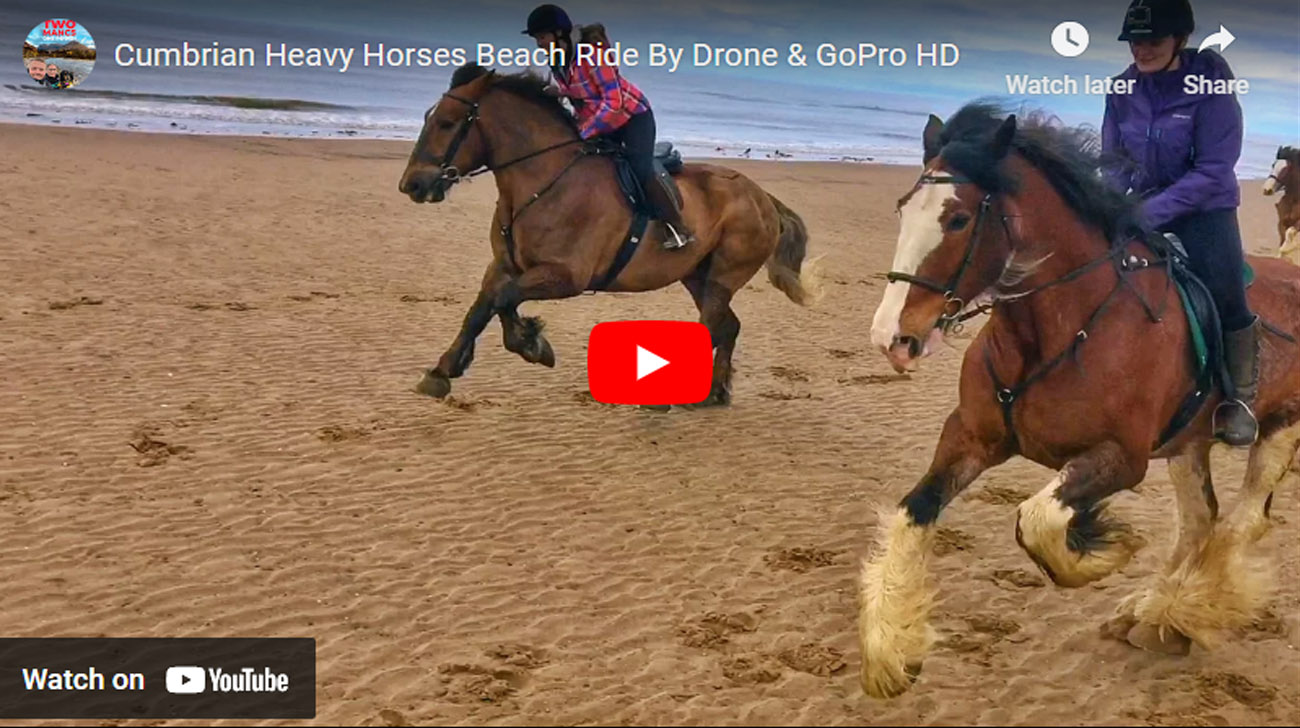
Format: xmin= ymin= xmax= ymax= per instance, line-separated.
xmin=3 ymin=84 xmax=353 ymax=111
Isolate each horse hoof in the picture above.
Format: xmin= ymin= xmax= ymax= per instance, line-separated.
xmin=1125 ymin=623 xmax=1192 ymax=656
xmin=861 ymin=660 xmax=922 ymax=699
xmin=1100 ymin=612 xmax=1139 ymax=643
xmin=536 ymin=339 xmax=555 ymax=368
xmin=415 ymin=370 xmax=452 ymax=399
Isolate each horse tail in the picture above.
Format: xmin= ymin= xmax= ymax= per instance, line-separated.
xmin=764 ymin=193 xmax=823 ymax=306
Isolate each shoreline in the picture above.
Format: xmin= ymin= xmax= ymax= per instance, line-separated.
xmin=0 ymin=120 xmax=909 ymax=167
xmin=0 ymin=121 xmax=1277 ymax=180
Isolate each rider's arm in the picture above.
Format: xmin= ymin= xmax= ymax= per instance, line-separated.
xmin=575 ymin=63 xmax=625 ymax=139
xmin=1100 ymin=94 xmax=1132 ymax=195
xmin=1140 ymin=92 xmax=1243 ymax=229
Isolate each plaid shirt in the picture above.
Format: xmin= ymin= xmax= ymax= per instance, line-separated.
xmin=553 ymin=59 xmax=649 ymax=139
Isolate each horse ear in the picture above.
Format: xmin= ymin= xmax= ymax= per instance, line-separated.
xmin=922 ymin=114 xmax=944 ymax=164
xmin=992 ymin=114 xmax=1016 ymax=159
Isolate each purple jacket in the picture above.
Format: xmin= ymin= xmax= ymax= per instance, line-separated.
xmin=1101 ymin=48 xmax=1242 ymax=230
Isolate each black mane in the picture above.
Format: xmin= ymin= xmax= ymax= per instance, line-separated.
xmin=936 ymin=100 xmax=1141 ymax=241
xmin=447 ymin=62 xmax=576 ymax=130
xmin=1279 ymin=145 xmax=1300 ymax=162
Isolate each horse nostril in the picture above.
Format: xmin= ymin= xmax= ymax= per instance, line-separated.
xmin=893 ymin=335 xmax=922 ymax=359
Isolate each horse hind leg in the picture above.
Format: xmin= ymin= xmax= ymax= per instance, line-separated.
xmin=1015 ymin=441 xmax=1147 ymax=588
xmin=1128 ymin=422 xmax=1300 ymax=651
xmin=1113 ymin=440 xmax=1215 ymax=654
xmin=681 ymin=263 xmax=741 ymax=406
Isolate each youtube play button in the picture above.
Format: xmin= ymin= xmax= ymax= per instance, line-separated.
xmin=588 ymin=321 xmax=712 ymax=405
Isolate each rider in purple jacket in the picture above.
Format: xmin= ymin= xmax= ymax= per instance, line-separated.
xmin=1101 ymin=0 xmax=1259 ymax=447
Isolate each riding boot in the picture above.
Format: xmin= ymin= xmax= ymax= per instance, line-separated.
xmin=643 ymin=176 xmax=695 ymax=250
xmin=1214 ymin=316 xmax=1261 ymax=447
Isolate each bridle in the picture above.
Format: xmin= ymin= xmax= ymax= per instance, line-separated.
xmin=422 ymin=88 xmax=601 ymax=271
xmin=425 ymin=91 xmax=581 ymax=186
xmin=885 ymin=169 xmax=1176 ymax=447
xmin=885 ymin=172 xmax=1011 ymax=332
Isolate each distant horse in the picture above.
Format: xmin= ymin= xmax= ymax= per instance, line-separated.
xmin=398 ymin=63 xmax=819 ymax=404
xmin=858 ymin=102 xmax=1300 ymax=698
xmin=1263 ymin=145 xmax=1300 ymax=265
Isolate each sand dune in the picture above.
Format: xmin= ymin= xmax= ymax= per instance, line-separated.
xmin=0 ymin=124 xmax=1296 ymax=725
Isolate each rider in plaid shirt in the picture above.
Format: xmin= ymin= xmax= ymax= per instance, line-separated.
xmin=554 ymin=53 xmax=649 ymax=139
xmin=524 ymin=4 xmax=693 ymax=249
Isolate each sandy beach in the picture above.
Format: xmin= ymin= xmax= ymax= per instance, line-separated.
xmin=0 ymin=123 xmax=1296 ymax=726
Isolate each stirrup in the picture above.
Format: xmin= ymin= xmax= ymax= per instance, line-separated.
xmin=662 ymin=223 xmax=691 ymax=250
xmin=1212 ymin=398 xmax=1259 ymax=447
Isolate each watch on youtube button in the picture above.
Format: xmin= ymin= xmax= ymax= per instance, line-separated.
xmin=587 ymin=321 xmax=712 ymax=405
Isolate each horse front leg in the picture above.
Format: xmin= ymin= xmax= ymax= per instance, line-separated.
xmin=1015 ymin=441 xmax=1147 ymax=588
xmin=499 ymin=305 xmax=556 ymax=368
xmin=415 ymin=262 xmax=506 ymax=398
xmin=859 ymin=409 xmax=1007 ymax=698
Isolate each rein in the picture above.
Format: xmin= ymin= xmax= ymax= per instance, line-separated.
xmin=885 ymin=173 xmax=1008 ymax=332
xmin=888 ymin=171 xmax=1172 ymax=448
xmin=429 ymin=90 xmax=592 ymax=269
xmin=430 ymin=91 xmax=583 ymax=182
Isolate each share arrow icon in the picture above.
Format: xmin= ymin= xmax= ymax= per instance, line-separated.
xmin=1198 ymin=24 xmax=1235 ymax=53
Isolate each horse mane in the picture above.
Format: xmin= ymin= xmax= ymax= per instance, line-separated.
xmin=936 ymin=100 xmax=1141 ymax=242
xmin=1279 ymin=146 xmax=1300 ymax=165
xmin=448 ymin=62 xmax=577 ymax=132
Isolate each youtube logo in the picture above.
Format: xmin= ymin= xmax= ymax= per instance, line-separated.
xmin=587 ymin=321 xmax=712 ymax=405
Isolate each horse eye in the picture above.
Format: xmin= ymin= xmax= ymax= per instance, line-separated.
xmin=436 ymin=120 xmax=455 ymax=130
xmin=946 ymin=213 xmax=971 ymax=232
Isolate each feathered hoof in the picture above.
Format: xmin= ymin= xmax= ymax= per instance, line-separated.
xmin=1016 ymin=497 xmax=1143 ymax=588
xmin=860 ymin=656 xmax=922 ymax=699
xmin=414 ymin=369 xmax=452 ymax=398
xmin=1125 ymin=622 xmax=1192 ymax=656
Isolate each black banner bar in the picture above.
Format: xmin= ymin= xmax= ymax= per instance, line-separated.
xmin=0 ymin=638 xmax=315 ymax=719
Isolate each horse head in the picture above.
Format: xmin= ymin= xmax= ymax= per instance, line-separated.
xmin=871 ymin=110 xmax=1019 ymax=373
xmin=399 ymin=64 xmax=498 ymax=203
xmin=1264 ymin=145 xmax=1298 ymax=196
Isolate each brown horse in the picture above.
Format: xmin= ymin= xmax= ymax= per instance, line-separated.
xmin=397 ymin=63 xmax=819 ymax=404
xmin=858 ymin=102 xmax=1300 ymax=698
xmin=1263 ymin=145 xmax=1300 ymax=264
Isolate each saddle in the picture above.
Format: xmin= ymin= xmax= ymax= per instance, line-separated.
xmin=585 ymin=141 xmax=686 ymax=291
xmin=1149 ymin=231 xmax=1254 ymax=445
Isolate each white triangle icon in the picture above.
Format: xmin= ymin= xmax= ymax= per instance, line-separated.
xmin=636 ymin=345 xmax=669 ymax=381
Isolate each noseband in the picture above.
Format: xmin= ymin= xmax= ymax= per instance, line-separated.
xmin=425 ymin=91 xmax=582 ymax=186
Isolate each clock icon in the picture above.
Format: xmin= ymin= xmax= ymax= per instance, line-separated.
xmin=1051 ymin=21 xmax=1090 ymax=58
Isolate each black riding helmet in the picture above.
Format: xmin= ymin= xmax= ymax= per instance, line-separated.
xmin=1118 ymin=0 xmax=1195 ymax=41
xmin=522 ymin=4 xmax=572 ymax=36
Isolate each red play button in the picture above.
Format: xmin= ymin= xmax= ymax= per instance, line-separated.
xmin=587 ymin=321 xmax=712 ymax=405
